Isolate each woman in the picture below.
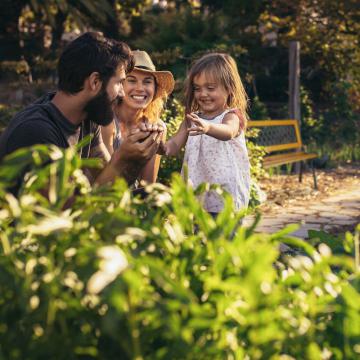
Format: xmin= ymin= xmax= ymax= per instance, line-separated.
xmin=102 ymin=50 xmax=175 ymax=183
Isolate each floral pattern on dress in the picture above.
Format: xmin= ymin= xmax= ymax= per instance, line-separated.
xmin=182 ymin=109 xmax=250 ymax=213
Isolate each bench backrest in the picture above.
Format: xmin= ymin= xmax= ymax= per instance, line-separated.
xmin=247 ymin=119 xmax=302 ymax=152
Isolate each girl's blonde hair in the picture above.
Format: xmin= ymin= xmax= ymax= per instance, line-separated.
xmin=184 ymin=53 xmax=248 ymax=126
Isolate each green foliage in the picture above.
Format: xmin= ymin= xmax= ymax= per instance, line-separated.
xmin=320 ymin=144 xmax=360 ymax=163
xmin=321 ymin=81 xmax=359 ymax=148
xmin=246 ymin=129 xmax=266 ymax=178
xmin=2 ymin=0 xmax=359 ymax=159
xmin=300 ymin=86 xmax=317 ymax=144
xmin=26 ymin=0 xmax=114 ymax=31
xmin=249 ymin=96 xmax=269 ymax=120
xmin=300 ymin=81 xmax=360 ymax=161
xmin=157 ymin=98 xmax=184 ymax=185
xmin=0 ymin=60 xmax=31 ymax=79
xmin=0 ymin=145 xmax=359 ymax=359
xmin=263 ymin=0 xmax=360 ymax=92
xmin=133 ymin=6 xmax=248 ymax=80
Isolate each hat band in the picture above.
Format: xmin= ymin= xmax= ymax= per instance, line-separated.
xmin=136 ymin=65 xmax=155 ymax=71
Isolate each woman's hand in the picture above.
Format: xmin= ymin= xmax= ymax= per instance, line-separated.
xmin=187 ymin=113 xmax=210 ymax=136
xmin=138 ymin=116 xmax=166 ymax=134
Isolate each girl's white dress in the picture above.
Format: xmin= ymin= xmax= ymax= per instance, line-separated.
xmin=182 ymin=109 xmax=250 ymax=213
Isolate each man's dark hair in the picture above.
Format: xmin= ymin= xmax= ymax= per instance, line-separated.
xmin=58 ymin=32 xmax=134 ymax=94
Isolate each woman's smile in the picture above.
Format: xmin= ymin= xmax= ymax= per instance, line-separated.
xmin=130 ymin=94 xmax=148 ymax=101
xmin=122 ymin=69 xmax=156 ymax=110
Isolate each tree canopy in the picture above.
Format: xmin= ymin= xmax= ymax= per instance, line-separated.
xmin=1 ymin=0 xmax=359 ymax=150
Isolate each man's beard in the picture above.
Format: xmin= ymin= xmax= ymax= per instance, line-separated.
xmin=84 ymin=87 xmax=119 ymax=126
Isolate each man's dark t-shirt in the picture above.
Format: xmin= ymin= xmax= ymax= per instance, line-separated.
xmin=0 ymin=93 xmax=101 ymax=160
xmin=0 ymin=93 xmax=102 ymax=193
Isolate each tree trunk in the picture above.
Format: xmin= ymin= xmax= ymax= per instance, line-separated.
xmin=0 ymin=0 xmax=24 ymax=60
xmin=51 ymin=10 xmax=67 ymax=55
xmin=289 ymin=40 xmax=301 ymax=173
xmin=103 ymin=0 xmax=120 ymax=39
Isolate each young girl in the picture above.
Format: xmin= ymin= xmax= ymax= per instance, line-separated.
xmin=162 ymin=53 xmax=250 ymax=216
xmin=102 ymin=50 xmax=175 ymax=183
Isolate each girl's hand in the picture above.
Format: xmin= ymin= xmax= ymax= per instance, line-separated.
xmin=187 ymin=113 xmax=210 ymax=136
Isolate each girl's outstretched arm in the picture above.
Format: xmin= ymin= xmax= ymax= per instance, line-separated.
xmin=188 ymin=112 xmax=242 ymax=141
xmin=160 ymin=119 xmax=189 ymax=156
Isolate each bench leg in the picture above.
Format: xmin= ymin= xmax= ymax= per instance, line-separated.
xmin=298 ymin=161 xmax=303 ymax=183
xmin=311 ymin=160 xmax=318 ymax=190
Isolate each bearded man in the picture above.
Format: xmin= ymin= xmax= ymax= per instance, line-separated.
xmin=0 ymin=32 xmax=163 ymax=194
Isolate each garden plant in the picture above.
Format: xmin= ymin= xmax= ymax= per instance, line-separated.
xmin=0 ymin=144 xmax=359 ymax=359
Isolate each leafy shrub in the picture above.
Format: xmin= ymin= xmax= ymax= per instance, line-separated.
xmin=134 ymin=6 xmax=247 ymax=82
xmin=158 ymin=98 xmax=184 ymax=185
xmin=249 ymin=96 xmax=269 ymax=120
xmin=0 ymin=146 xmax=359 ymax=359
xmin=300 ymin=86 xmax=318 ymax=145
xmin=0 ymin=60 xmax=31 ymax=79
xmin=300 ymin=82 xmax=360 ymax=161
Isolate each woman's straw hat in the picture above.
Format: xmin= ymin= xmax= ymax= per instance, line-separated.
xmin=132 ymin=50 xmax=175 ymax=98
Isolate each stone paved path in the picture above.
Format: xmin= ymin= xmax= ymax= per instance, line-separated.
xmin=244 ymin=184 xmax=360 ymax=239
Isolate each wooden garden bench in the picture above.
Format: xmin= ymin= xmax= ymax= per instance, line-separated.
xmin=247 ymin=119 xmax=318 ymax=189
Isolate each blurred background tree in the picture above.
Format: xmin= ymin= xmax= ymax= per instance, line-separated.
xmin=0 ymin=0 xmax=359 ymax=159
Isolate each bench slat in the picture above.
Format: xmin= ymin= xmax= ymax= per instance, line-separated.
xmin=248 ymin=120 xmax=302 ymax=151
xmin=247 ymin=119 xmax=318 ymax=188
xmin=263 ymin=152 xmax=317 ymax=168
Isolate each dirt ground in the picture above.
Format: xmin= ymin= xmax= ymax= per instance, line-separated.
xmin=256 ymin=162 xmax=360 ymax=234
xmin=258 ymin=162 xmax=360 ymax=213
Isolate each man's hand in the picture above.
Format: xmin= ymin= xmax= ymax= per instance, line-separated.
xmin=107 ymin=128 xmax=162 ymax=184
xmin=187 ymin=113 xmax=210 ymax=136
xmin=116 ymin=128 xmax=162 ymax=162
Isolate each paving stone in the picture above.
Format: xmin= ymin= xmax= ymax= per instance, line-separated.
xmin=282 ymin=206 xmax=307 ymax=212
xmin=324 ymin=196 xmax=360 ymax=204
xmin=327 ymin=218 xmax=359 ymax=226
xmin=337 ymin=201 xmax=360 ymax=209
xmin=290 ymin=228 xmax=311 ymax=239
xmin=301 ymin=217 xmax=333 ymax=224
xmin=257 ymin=219 xmax=288 ymax=227
xmin=337 ymin=208 xmax=360 ymax=217
xmin=338 ymin=201 xmax=359 ymax=209
xmin=318 ymin=212 xmax=354 ymax=220
xmin=288 ymin=208 xmax=319 ymax=215
xmin=244 ymin=187 xmax=360 ymax=239
xmin=307 ymin=204 xmax=342 ymax=212
xmin=301 ymin=223 xmax=325 ymax=229
xmin=279 ymin=212 xmax=308 ymax=220
xmin=255 ymin=227 xmax=276 ymax=233
xmin=256 ymin=228 xmax=285 ymax=235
